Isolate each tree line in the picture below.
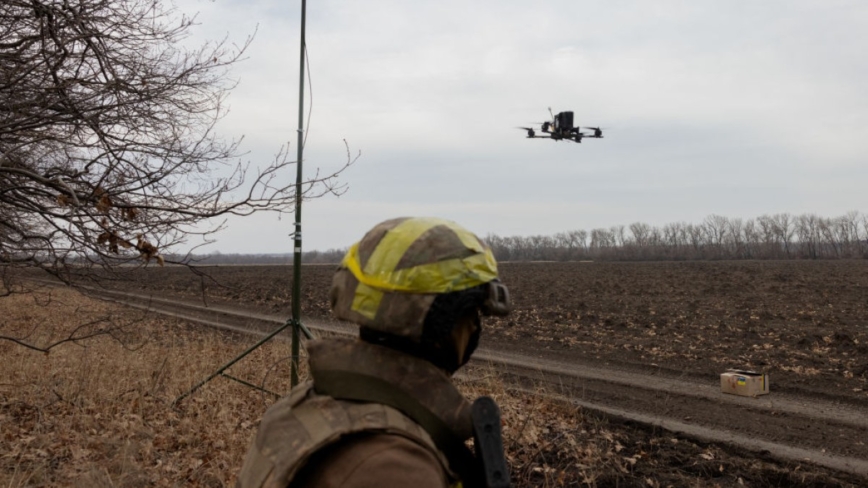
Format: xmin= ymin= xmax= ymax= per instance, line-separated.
xmin=485 ymin=212 xmax=868 ymax=262
xmin=178 ymin=211 xmax=867 ymax=265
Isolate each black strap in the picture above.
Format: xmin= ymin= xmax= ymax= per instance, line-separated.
xmin=471 ymin=397 xmax=510 ymax=488
xmin=314 ymin=370 xmax=481 ymax=484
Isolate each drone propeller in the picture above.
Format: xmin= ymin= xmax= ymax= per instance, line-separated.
xmin=516 ymin=127 xmax=536 ymax=138
xmin=581 ymin=126 xmax=604 ymax=137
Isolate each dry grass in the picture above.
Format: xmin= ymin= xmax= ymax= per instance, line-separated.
xmin=457 ymin=364 xmax=653 ymax=487
xmin=1 ymin=288 xmax=301 ymax=487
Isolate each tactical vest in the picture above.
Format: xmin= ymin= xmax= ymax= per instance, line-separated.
xmin=235 ymin=382 xmax=455 ymax=488
xmin=236 ymin=339 xmax=476 ymax=488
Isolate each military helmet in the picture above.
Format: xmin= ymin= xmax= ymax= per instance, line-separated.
xmin=330 ymin=217 xmax=510 ymax=341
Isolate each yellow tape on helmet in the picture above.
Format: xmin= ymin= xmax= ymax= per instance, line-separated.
xmin=342 ymin=217 xmax=498 ymax=294
xmin=343 ymin=243 xmax=498 ymax=293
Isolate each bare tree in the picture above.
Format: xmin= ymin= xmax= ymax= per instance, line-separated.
xmin=838 ymin=211 xmax=864 ymax=257
xmin=662 ymin=223 xmax=681 ymax=259
xmin=703 ymin=215 xmax=728 ymax=259
xmin=771 ymin=213 xmax=795 ymax=258
xmin=756 ymin=215 xmax=779 ymax=259
xmin=726 ymin=218 xmax=745 ymax=259
xmin=796 ymin=214 xmax=819 ymax=259
xmin=742 ymin=219 xmax=759 ymax=259
xmin=554 ymin=231 xmax=577 ymax=261
xmin=686 ymin=224 xmax=705 ymax=259
xmin=861 ymin=214 xmax=868 ymax=257
xmin=570 ymin=229 xmax=588 ymax=257
xmin=1 ymin=0 xmax=354 ymax=285
xmin=625 ymin=222 xmax=646 ymax=260
xmin=817 ymin=217 xmax=838 ymax=258
xmin=611 ymin=225 xmax=626 ymax=249
xmin=856 ymin=215 xmax=867 ymax=251
xmin=831 ymin=215 xmax=848 ymax=258
xmin=589 ymin=228 xmax=614 ymax=257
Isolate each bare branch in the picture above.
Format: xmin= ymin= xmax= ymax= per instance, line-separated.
xmin=1 ymin=0 xmax=355 ymax=278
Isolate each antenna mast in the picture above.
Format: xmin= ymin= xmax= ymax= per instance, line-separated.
xmin=290 ymin=0 xmax=307 ymax=387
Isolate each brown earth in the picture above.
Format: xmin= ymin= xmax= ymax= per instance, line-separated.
xmin=489 ymin=261 xmax=868 ymax=404
xmin=79 ymin=260 xmax=868 ymax=486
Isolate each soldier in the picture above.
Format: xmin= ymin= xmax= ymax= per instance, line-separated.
xmin=237 ymin=216 xmax=511 ymax=488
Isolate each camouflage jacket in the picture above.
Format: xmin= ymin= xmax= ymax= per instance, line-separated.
xmin=235 ymin=338 xmax=476 ymax=488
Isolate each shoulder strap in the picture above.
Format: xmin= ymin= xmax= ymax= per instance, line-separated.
xmin=314 ymin=370 xmax=481 ymax=484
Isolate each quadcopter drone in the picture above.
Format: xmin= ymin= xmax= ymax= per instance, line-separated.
xmin=518 ymin=108 xmax=603 ymax=143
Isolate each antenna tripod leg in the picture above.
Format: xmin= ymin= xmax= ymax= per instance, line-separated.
xmin=172 ymin=318 xmax=315 ymax=407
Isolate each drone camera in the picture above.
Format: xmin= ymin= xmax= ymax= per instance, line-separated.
xmin=556 ymin=111 xmax=574 ymax=130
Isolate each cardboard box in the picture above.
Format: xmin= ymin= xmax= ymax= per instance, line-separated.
xmin=720 ymin=370 xmax=769 ymax=397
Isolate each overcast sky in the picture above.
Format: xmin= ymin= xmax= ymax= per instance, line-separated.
xmin=174 ymin=0 xmax=868 ymax=254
